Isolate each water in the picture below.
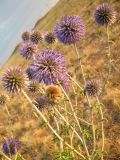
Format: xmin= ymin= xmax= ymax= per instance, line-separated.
xmin=0 ymin=0 xmax=58 ymax=67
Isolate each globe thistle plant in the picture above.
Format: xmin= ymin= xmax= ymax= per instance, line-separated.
xmin=2 ymin=67 xmax=28 ymax=94
xmin=44 ymin=32 xmax=56 ymax=44
xmin=94 ymin=3 xmax=116 ymax=26
xmin=46 ymin=85 xmax=63 ymax=103
xmin=28 ymin=81 xmax=40 ymax=94
xmin=30 ymin=29 xmax=42 ymax=44
xmin=20 ymin=42 xmax=37 ymax=59
xmin=55 ymin=15 xmax=85 ymax=44
xmin=26 ymin=67 xmax=34 ymax=80
xmin=21 ymin=31 xmax=29 ymax=41
xmin=0 ymin=94 xmax=8 ymax=106
xmin=29 ymin=50 xmax=67 ymax=86
xmin=2 ymin=138 xmax=20 ymax=156
xmin=57 ymin=74 xmax=71 ymax=90
xmin=84 ymin=79 xmax=102 ymax=97
xmin=34 ymin=96 xmax=49 ymax=111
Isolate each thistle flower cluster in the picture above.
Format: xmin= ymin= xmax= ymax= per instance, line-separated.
xmin=55 ymin=15 xmax=85 ymax=44
xmin=2 ymin=138 xmax=20 ymax=156
xmin=44 ymin=32 xmax=56 ymax=44
xmin=34 ymin=96 xmax=49 ymax=111
xmin=21 ymin=31 xmax=30 ymax=41
xmin=94 ymin=3 xmax=116 ymax=26
xmin=84 ymin=79 xmax=102 ymax=96
xmin=28 ymin=81 xmax=40 ymax=94
xmin=0 ymin=94 xmax=8 ymax=106
xmin=20 ymin=42 xmax=38 ymax=59
xmin=2 ymin=67 xmax=28 ymax=93
xmin=0 ymin=3 xmax=117 ymax=159
xmin=29 ymin=50 xmax=70 ymax=89
xmin=46 ymin=85 xmax=63 ymax=104
xmin=30 ymin=29 xmax=42 ymax=44
xmin=26 ymin=67 xmax=34 ymax=80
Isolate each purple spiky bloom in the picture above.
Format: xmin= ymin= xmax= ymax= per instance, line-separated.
xmin=30 ymin=29 xmax=42 ymax=44
xmin=44 ymin=32 xmax=56 ymax=44
xmin=29 ymin=50 xmax=67 ymax=86
xmin=21 ymin=31 xmax=29 ymax=41
xmin=2 ymin=138 xmax=20 ymax=156
xmin=28 ymin=81 xmax=40 ymax=93
xmin=34 ymin=96 xmax=49 ymax=111
xmin=26 ymin=68 xmax=34 ymax=80
xmin=94 ymin=3 xmax=116 ymax=26
xmin=57 ymin=73 xmax=71 ymax=90
xmin=0 ymin=94 xmax=8 ymax=106
xmin=2 ymin=67 xmax=28 ymax=94
xmin=20 ymin=42 xmax=37 ymax=59
xmin=55 ymin=15 xmax=85 ymax=44
xmin=84 ymin=79 xmax=102 ymax=96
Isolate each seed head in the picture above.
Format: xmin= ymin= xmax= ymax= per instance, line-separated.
xmin=84 ymin=79 xmax=102 ymax=96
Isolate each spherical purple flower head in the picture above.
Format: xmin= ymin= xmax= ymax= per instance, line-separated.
xmin=30 ymin=29 xmax=42 ymax=45
xmin=57 ymin=73 xmax=71 ymax=90
xmin=84 ymin=79 xmax=102 ymax=97
xmin=0 ymin=94 xmax=8 ymax=106
xmin=30 ymin=50 xmax=67 ymax=85
xmin=2 ymin=67 xmax=28 ymax=94
xmin=21 ymin=31 xmax=29 ymax=41
xmin=20 ymin=42 xmax=37 ymax=59
xmin=33 ymin=96 xmax=49 ymax=111
xmin=2 ymin=138 xmax=20 ymax=156
xmin=55 ymin=15 xmax=85 ymax=44
xmin=28 ymin=81 xmax=40 ymax=93
xmin=26 ymin=67 xmax=34 ymax=80
xmin=94 ymin=3 xmax=116 ymax=26
xmin=44 ymin=32 xmax=56 ymax=44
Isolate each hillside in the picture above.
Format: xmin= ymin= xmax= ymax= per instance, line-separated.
xmin=0 ymin=0 xmax=120 ymax=159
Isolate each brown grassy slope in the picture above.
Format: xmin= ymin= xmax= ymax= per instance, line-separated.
xmin=0 ymin=0 xmax=120 ymax=159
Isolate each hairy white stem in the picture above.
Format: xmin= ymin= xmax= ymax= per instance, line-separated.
xmin=96 ymin=96 xmax=105 ymax=160
xmin=74 ymin=44 xmax=96 ymax=154
xmin=21 ymin=90 xmax=85 ymax=159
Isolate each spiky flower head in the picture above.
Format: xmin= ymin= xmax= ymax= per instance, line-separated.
xmin=2 ymin=67 xmax=28 ymax=93
xmin=57 ymin=74 xmax=71 ymax=90
xmin=46 ymin=85 xmax=63 ymax=103
xmin=2 ymin=138 xmax=20 ymax=156
xmin=29 ymin=50 xmax=67 ymax=86
xmin=34 ymin=96 xmax=49 ymax=111
xmin=26 ymin=68 xmax=34 ymax=80
xmin=84 ymin=79 xmax=102 ymax=96
xmin=20 ymin=42 xmax=37 ymax=59
xmin=55 ymin=15 xmax=85 ymax=44
xmin=44 ymin=32 xmax=56 ymax=44
xmin=0 ymin=94 xmax=9 ymax=106
xmin=21 ymin=31 xmax=29 ymax=41
xmin=94 ymin=3 xmax=116 ymax=26
xmin=30 ymin=29 xmax=42 ymax=44
xmin=28 ymin=81 xmax=40 ymax=94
